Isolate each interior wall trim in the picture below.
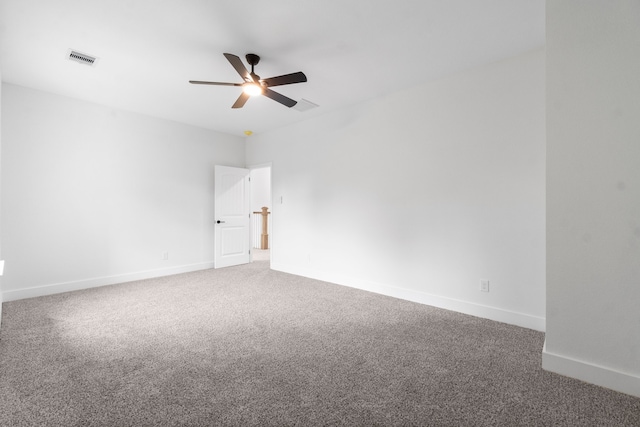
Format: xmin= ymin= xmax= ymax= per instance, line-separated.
xmin=542 ymin=340 xmax=640 ymax=399
xmin=272 ymin=262 xmax=546 ymax=332
xmin=1 ymin=262 xmax=215 ymax=303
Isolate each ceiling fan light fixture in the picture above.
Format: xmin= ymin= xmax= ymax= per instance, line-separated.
xmin=243 ymin=83 xmax=263 ymax=96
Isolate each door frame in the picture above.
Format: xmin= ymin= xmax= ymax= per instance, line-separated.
xmin=248 ymin=162 xmax=273 ymax=265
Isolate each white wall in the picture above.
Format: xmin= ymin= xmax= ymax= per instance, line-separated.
xmin=250 ymin=167 xmax=271 ymax=213
xmin=246 ymin=49 xmax=546 ymax=330
xmin=544 ymin=1 xmax=640 ymax=398
xmin=1 ymin=83 xmax=245 ymax=300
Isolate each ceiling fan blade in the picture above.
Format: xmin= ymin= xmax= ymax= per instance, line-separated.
xmin=262 ymin=72 xmax=307 ymax=87
xmin=262 ymin=88 xmax=297 ymax=108
xmin=223 ymin=53 xmax=252 ymax=82
xmin=189 ymin=80 xmax=242 ymax=86
xmin=232 ymin=92 xmax=250 ymax=109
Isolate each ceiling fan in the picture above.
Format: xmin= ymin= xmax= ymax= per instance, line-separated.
xmin=189 ymin=53 xmax=307 ymax=109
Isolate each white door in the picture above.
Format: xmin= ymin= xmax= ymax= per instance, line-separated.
xmin=214 ymin=165 xmax=251 ymax=268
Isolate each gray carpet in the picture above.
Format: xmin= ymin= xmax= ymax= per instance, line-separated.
xmin=1 ymin=254 xmax=639 ymax=426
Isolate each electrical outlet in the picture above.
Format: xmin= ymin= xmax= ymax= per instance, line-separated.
xmin=480 ymin=280 xmax=490 ymax=292
xmin=162 ymin=252 xmax=169 ymax=261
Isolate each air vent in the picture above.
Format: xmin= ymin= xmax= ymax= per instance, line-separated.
xmin=67 ymin=49 xmax=98 ymax=66
xmin=292 ymin=98 xmax=319 ymax=112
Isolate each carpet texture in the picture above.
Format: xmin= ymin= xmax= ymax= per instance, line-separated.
xmin=1 ymin=253 xmax=639 ymax=426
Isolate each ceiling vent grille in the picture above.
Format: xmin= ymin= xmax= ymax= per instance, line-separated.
xmin=67 ymin=49 xmax=98 ymax=66
xmin=292 ymin=98 xmax=319 ymax=112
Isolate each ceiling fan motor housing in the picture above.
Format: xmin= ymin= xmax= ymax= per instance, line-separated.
xmin=246 ymin=53 xmax=260 ymax=67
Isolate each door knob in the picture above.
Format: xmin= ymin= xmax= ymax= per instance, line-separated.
xmin=216 ymin=220 xmax=225 ymax=224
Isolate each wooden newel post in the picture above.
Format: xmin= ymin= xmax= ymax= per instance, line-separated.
xmin=252 ymin=206 xmax=271 ymax=249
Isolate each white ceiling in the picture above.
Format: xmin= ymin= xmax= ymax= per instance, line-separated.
xmin=0 ymin=0 xmax=545 ymax=137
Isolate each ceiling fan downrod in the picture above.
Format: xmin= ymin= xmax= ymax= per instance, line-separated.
xmin=246 ymin=53 xmax=260 ymax=81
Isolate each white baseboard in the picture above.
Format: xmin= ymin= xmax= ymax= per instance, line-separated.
xmin=1 ymin=262 xmax=215 ymax=302
xmin=272 ymin=262 xmax=545 ymax=332
xmin=542 ymin=340 xmax=640 ymax=398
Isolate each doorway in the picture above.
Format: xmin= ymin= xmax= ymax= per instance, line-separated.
xmin=250 ymin=164 xmax=272 ymax=264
